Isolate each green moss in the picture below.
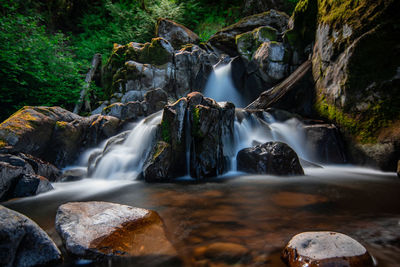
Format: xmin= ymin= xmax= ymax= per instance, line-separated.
xmin=255 ymin=26 xmax=277 ymax=42
xmin=0 ymin=139 xmax=7 ymax=148
xmin=55 ymin=121 xmax=68 ymax=129
xmin=152 ymin=141 xmax=170 ymax=160
xmin=315 ymin=96 xmax=394 ymax=143
xmin=286 ymin=0 xmax=317 ymax=51
xmin=161 ymin=119 xmax=171 ymax=143
xmin=191 ymin=106 xmax=203 ymax=138
xmin=138 ymin=38 xmax=172 ymax=66
xmin=235 ymin=32 xmax=255 ymax=60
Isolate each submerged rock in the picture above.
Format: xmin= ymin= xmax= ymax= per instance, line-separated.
xmin=194 ymin=242 xmax=250 ymax=264
xmin=156 ymin=18 xmax=199 ymax=50
xmin=0 ymin=205 xmax=62 ymax=267
xmin=11 ymin=173 xmax=53 ymax=198
xmin=237 ymin=141 xmax=304 ymax=175
xmin=55 ymin=201 xmax=177 ymax=261
xmin=282 ymin=231 xmax=374 ymax=267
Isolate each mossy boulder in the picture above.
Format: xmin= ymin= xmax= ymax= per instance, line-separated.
xmin=236 ymin=26 xmax=278 ymax=60
xmin=103 ymin=38 xmax=174 ymax=97
xmin=310 ymin=0 xmax=400 ymax=170
xmin=284 ymin=0 xmax=318 ymax=61
xmin=0 ymin=106 xmax=122 ymax=168
xmin=208 ymin=9 xmax=289 ymax=55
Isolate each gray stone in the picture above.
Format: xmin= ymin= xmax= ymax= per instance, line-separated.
xmin=282 ymin=231 xmax=374 ymax=267
xmin=156 ymin=18 xmax=199 ymax=50
xmin=144 ymin=88 xmax=168 ymax=114
xmin=0 ymin=205 xmax=61 ymax=267
xmin=55 ymin=201 xmax=177 ymax=260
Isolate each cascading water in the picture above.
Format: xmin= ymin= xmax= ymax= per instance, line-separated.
xmin=203 ymin=62 xmax=245 ymax=107
xmin=87 ymin=111 xmax=162 ymax=180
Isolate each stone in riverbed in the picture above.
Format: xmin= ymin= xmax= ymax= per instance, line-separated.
xmin=237 ymin=141 xmax=304 ymax=175
xmin=55 ymin=201 xmax=178 ymax=261
xmin=0 ymin=205 xmax=62 ymax=267
xmin=282 ymin=231 xmax=374 ymax=267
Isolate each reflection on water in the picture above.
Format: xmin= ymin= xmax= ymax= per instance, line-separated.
xmin=3 ymin=167 xmax=400 ymax=267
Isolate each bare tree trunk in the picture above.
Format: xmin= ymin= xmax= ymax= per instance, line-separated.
xmin=73 ymin=53 xmax=102 ymax=114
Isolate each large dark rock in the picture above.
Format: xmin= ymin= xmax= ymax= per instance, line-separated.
xmin=11 ymin=174 xmax=53 ymax=198
xmin=156 ymin=18 xmax=199 ymax=50
xmin=143 ymin=92 xmax=235 ymax=181
xmin=303 ymin=124 xmax=346 ymax=164
xmin=208 ymin=9 xmax=289 ymax=56
xmin=0 ymin=152 xmax=59 ymax=201
xmin=144 ymin=88 xmax=168 ymax=115
xmin=310 ymin=0 xmax=400 ymax=171
xmin=0 ymin=205 xmax=62 ymax=267
xmin=237 ymin=141 xmax=304 ymax=175
xmin=282 ymin=231 xmax=374 ymax=267
xmin=243 ymin=0 xmax=297 ymax=16
xmin=0 ymin=106 xmax=122 ymax=168
xmin=55 ymin=202 xmax=177 ymax=261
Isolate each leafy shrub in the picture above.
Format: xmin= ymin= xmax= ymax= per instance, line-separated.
xmin=0 ymin=3 xmax=83 ymax=121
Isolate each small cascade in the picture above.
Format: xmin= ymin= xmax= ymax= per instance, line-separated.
xmin=203 ymin=62 xmax=245 ymax=107
xmin=88 ymin=111 xmax=162 ymax=180
xmin=229 ymin=109 xmax=310 ymax=172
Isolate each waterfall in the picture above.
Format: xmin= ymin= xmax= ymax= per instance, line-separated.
xmin=203 ymin=62 xmax=245 ymax=107
xmin=88 ymin=111 xmax=162 ymax=180
xmin=228 ymin=109 xmax=310 ymax=172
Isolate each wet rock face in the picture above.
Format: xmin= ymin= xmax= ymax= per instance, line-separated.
xmin=156 ymin=18 xmax=199 ymax=50
xmin=55 ymin=202 xmax=177 ymax=261
xmin=237 ymin=141 xmax=304 ymax=175
xmin=143 ymin=92 xmax=235 ymax=181
xmin=0 ymin=205 xmax=62 ymax=267
xmin=303 ymin=124 xmax=346 ymax=164
xmin=282 ymin=231 xmax=374 ymax=267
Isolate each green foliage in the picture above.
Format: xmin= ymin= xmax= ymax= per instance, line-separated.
xmin=161 ymin=119 xmax=171 ymax=143
xmin=0 ymin=2 xmax=83 ymax=121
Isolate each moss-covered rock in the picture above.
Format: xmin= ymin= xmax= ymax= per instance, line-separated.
xmin=236 ymin=26 xmax=278 ymax=60
xmin=311 ymin=0 xmax=400 ymax=170
xmin=208 ymin=9 xmax=289 ymax=55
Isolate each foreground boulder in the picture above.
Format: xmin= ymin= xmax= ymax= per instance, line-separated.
xmin=282 ymin=231 xmax=374 ymax=267
xmin=0 ymin=205 xmax=62 ymax=267
xmin=237 ymin=141 xmax=304 ymax=175
xmin=55 ymin=202 xmax=177 ymax=261
xmin=0 ymin=151 xmax=59 ymax=201
xmin=0 ymin=106 xmax=121 ymax=167
xmin=142 ymin=92 xmax=235 ymax=181
xmin=156 ymin=18 xmax=200 ymax=50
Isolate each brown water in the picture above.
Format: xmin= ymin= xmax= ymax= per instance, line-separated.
xmin=3 ymin=167 xmax=400 ymax=266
